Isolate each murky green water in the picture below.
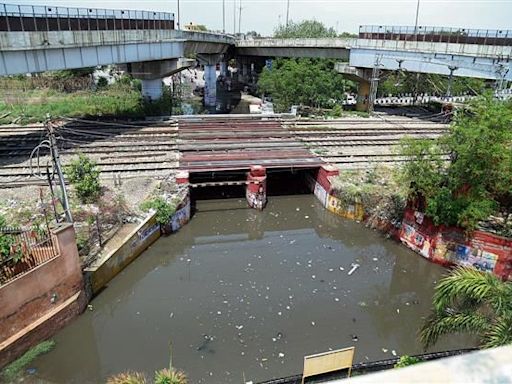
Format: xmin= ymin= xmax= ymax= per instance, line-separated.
xmin=32 ymin=195 xmax=470 ymax=383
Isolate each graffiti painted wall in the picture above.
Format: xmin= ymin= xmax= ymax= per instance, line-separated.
xmin=163 ymin=196 xmax=191 ymax=234
xmin=400 ymin=207 xmax=512 ymax=279
xmin=327 ymin=195 xmax=364 ymax=221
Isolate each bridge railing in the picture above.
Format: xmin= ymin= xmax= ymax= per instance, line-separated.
xmin=359 ymin=25 xmax=512 ymax=47
xmin=0 ymin=3 xmax=175 ymax=32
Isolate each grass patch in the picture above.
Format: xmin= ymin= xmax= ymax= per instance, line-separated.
xmin=1 ymin=340 xmax=55 ymax=382
xmin=0 ymin=84 xmax=144 ymax=125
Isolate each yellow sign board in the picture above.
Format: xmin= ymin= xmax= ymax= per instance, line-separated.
xmin=302 ymin=347 xmax=355 ymax=384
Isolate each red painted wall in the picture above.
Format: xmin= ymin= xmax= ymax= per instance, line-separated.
xmin=400 ymin=207 xmax=512 ymax=280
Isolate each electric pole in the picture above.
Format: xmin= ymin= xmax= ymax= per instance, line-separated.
xmin=447 ymin=65 xmax=457 ymax=97
xmin=45 ymin=118 xmax=73 ymax=223
xmin=368 ymin=55 xmax=382 ymax=115
xmin=286 ymin=0 xmax=290 ymax=27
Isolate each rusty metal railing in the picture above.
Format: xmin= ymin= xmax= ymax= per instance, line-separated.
xmin=0 ymin=226 xmax=58 ymax=285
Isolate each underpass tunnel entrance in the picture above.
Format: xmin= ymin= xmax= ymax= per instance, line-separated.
xmin=189 ymin=167 xmax=319 ymax=206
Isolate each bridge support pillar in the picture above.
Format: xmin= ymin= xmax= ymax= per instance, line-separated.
xmin=220 ymin=61 xmax=227 ymax=77
xmin=204 ymin=64 xmax=217 ymax=107
xmin=356 ymin=80 xmax=370 ymax=112
xmin=140 ymin=78 xmax=163 ymax=101
xmin=246 ymin=165 xmax=267 ymax=210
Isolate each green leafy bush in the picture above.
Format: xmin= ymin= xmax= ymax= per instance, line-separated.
xmin=140 ymin=197 xmax=176 ymax=225
xmin=65 ymin=154 xmax=102 ymax=204
xmin=0 ymin=214 xmax=22 ymax=263
xmin=394 ymin=355 xmax=421 ymax=368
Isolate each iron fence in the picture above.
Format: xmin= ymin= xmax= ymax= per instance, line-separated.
xmin=359 ymin=25 xmax=512 ymax=46
xmin=0 ymin=3 xmax=174 ymax=32
xmin=0 ymin=226 xmax=58 ymax=285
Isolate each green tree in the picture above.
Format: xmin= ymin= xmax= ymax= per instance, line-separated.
xmin=274 ymin=20 xmax=337 ymax=38
xmin=420 ymin=267 xmax=512 ymax=349
xmin=399 ymin=96 xmax=512 ymax=231
xmin=258 ymin=20 xmax=356 ymax=112
xmin=378 ymin=72 xmax=488 ymax=97
xmin=65 ymin=154 xmax=102 ymax=204
xmin=258 ymin=58 xmax=353 ymax=112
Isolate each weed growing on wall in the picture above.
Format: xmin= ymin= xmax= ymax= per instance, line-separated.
xmin=140 ymin=197 xmax=176 ymax=225
xmin=1 ymin=340 xmax=55 ymax=382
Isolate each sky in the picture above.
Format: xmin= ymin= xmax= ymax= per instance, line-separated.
xmin=7 ymin=0 xmax=512 ymax=36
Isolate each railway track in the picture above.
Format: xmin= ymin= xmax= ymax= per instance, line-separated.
xmin=0 ymin=115 xmax=449 ymax=186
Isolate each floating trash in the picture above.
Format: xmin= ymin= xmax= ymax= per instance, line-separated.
xmin=348 ymin=263 xmax=360 ymax=276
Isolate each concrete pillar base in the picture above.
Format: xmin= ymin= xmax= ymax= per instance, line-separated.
xmin=220 ymin=61 xmax=227 ymax=77
xmin=356 ymin=80 xmax=370 ymax=112
xmin=204 ymin=64 xmax=217 ymax=107
xmin=246 ymin=166 xmax=267 ymax=210
xmin=141 ymin=79 xmax=163 ymax=101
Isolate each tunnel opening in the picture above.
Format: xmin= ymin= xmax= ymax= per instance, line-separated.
xmin=188 ymin=167 xmax=319 ymax=211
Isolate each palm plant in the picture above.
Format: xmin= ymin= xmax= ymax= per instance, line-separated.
xmin=420 ymin=266 xmax=512 ymax=349
xmin=154 ymin=368 xmax=187 ymax=384
xmin=106 ymin=371 xmax=147 ymax=384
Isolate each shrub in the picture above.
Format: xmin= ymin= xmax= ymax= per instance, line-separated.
xmin=0 ymin=214 xmax=22 ymax=263
xmin=97 ymin=76 xmax=109 ymax=89
xmin=394 ymin=355 xmax=421 ymax=368
xmin=65 ymin=154 xmax=102 ymax=204
xmin=140 ymin=197 xmax=176 ymax=225
xmin=154 ymin=369 xmax=187 ymax=384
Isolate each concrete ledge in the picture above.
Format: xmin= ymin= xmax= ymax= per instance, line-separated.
xmin=0 ymin=290 xmax=86 ymax=368
xmin=84 ymin=212 xmax=160 ymax=296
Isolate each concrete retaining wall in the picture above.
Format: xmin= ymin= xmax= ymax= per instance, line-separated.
xmin=0 ymin=224 xmax=86 ymax=368
xmin=84 ymin=212 xmax=161 ymax=296
xmin=312 ymin=167 xmax=512 ymax=280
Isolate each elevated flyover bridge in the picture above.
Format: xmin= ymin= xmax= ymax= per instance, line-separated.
xmin=0 ymin=3 xmax=234 ymax=102
xmin=236 ymin=25 xmax=512 ymax=110
xmin=0 ymin=3 xmax=510 ymax=111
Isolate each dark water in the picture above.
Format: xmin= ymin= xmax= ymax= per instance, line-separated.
xmin=32 ymin=195 xmax=470 ymax=383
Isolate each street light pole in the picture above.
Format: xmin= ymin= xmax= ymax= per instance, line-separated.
xmin=222 ymin=0 xmax=225 ymax=33
xmin=177 ymin=0 xmax=180 ymax=29
xmin=233 ymin=0 xmax=236 ymax=34
xmin=238 ymin=0 xmax=242 ymax=34
xmin=414 ymin=0 xmax=420 ymax=35
xmin=286 ymin=0 xmax=290 ymax=27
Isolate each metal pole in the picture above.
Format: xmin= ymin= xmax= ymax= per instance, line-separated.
xmin=286 ymin=0 xmax=290 ymax=27
xmin=46 ymin=119 xmax=73 ymax=223
xmin=368 ymin=55 xmax=382 ymax=115
xmin=238 ymin=0 xmax=242 ymax=34
xmin=414 ymin=0 xmax=420 ymax=36
xmin=222 ymin=0 xmax=225 ymax=33
xmin=177 ymin=0 xmax=180 ymax=29
xmin=447 ymin=66 xmax=457 ymax=97
xmin=233 ymin=0 xmax=236 ymax=34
